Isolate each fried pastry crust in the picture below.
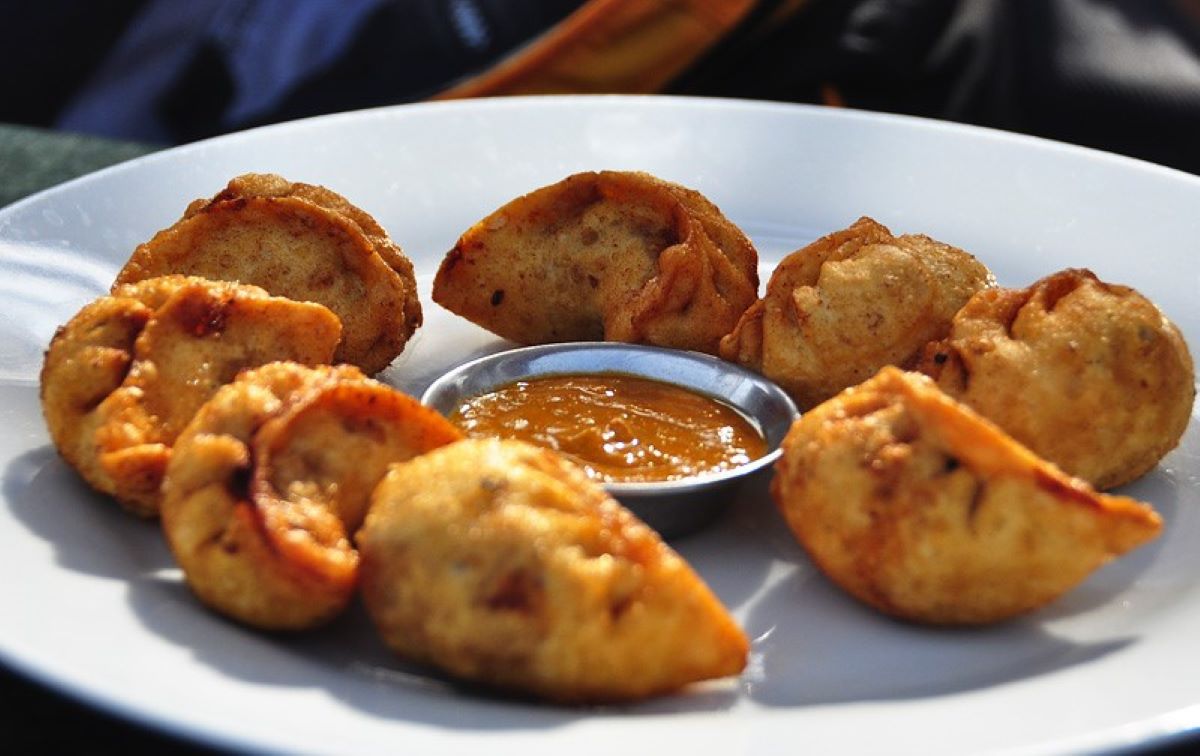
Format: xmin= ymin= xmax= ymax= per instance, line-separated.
xmin=114 ymin=173 xmax=421 ymax=374
xmin=161 ymin=362 xmax=462 ymax=630
xmin=40 ymin=276 xmax=341 ymax=516
xmin=772 ymin=367 xmax=1162 ymax=625
xmin=359 ymin=438 xmax=749 ymax=702
xmin=915 ymin=268 xmax=1195 ymax=489
xmin=432 ymin=170 xmax=759 ymax=355
xmin=720 ymin=217 xmax=993 ymax=410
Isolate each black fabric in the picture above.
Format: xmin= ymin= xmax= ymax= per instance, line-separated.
xmin=158 ymin=41 xmax=237 ymax=143
xmin=673 ymin=0 xmax=1200 ymax=172
xmin=1 ymin=662 xmax=222 ymax=754
xmin=0 ymin=0 xmax=147 ymax=125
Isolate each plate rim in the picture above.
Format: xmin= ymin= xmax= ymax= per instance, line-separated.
xmin=5 ymin=94 xmax=1200 ymax=222
xmin=2 ymin=93 xmax=1199 ymax=755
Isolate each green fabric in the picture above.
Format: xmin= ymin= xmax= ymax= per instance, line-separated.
xmin=0 ymin=124 xmax=158 ymax=208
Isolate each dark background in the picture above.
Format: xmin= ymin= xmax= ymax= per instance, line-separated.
xmin=1 ymin=0 xmax=1197 ymax=172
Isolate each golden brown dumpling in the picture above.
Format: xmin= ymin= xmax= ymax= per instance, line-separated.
xmin=916 ymin=268 xmax=1195 ymax=489
xmin=161 ymin=362 xmax=462 ymax=630
xmin=720 ymin=217 xmax=994 ymax=410
xmin=113 ymin=173 xmax=421 ymax=374
xmin=40 ymin=276 xmax=341 ymax=516
xmin=432 ymin=170 xmax=759 ymax=355
xmin=772 ymin=367 xmax=1162 ymax=625
xmin=358 ymin=438 xmax=749 ymax=702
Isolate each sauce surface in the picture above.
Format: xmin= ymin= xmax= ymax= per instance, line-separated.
xmin=450 ymin=373 xmax=767 ymax=483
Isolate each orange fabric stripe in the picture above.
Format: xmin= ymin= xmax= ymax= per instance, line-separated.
xmin=820 ymin=82 xmax=845 ymax=107
xmin=432 ymin=0 xmax=759 ymax=99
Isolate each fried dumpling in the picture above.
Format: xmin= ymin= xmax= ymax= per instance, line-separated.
xmin=161 ymin=362 xmax=462 ymax=630
xmin=772 ymin=367 xmax=1162 ymax=625
xmin=40 ymin=276 xmax=341 ymax=516
xmin=916 ymin=268 xmax=1195 ymax=489
xmin=720 ymin=217 xmax=994 ymax=410
xmin=358 ymin=438 xmax=749 ymax=702
xmin=114 ymin=173 xmax=421 ymax=374
xmin=432 ymin=170 xmax=759 ymax=355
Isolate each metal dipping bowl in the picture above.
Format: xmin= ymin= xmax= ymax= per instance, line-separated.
xmin=421 ymin=342 xmax=800 ymax=539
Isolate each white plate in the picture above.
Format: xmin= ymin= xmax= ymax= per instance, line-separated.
xmin=2 ymin=96 xmax=1198 ymax=755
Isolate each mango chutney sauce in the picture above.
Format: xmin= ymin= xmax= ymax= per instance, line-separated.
xmin=449 ymin=373 xmax=768 ymax=483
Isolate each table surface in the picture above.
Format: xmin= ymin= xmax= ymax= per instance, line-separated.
xmin=0 ymin=123 xmax=157 ymax=209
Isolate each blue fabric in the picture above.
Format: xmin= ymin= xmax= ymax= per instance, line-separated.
xmin=57 ymin=0 xmax=384 ymax=142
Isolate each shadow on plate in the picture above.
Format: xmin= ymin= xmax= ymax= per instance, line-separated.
xmin=122 ymin=574 xmax=585 ymax=732
xmin=741 ymin=568 xmax=1134 ymax=706
xmin=3 ymin=446 xmax=175 ymax=579
xmin=122 ymin=571 xmax=739 ymax=731
xmin=2 ymin=447 xmax=742 ymax=730
xmin=740 ymin=479 xmax=1184 ymax=707
xmin=5 ymin=433 xmax=1189 ymax=725
xmin=670 ymin=472 xmax=780 ymax=610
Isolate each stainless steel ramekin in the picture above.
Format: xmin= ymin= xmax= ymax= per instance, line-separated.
xmin=421 ymin=342 xmax=799 ymax=539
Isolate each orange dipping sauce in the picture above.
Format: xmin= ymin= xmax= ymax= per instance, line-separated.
xmin=449 ymin=373 xmax=767 ymax=483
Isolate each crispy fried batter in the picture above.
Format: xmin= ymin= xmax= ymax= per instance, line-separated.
xmin=358 ymin=438 xmax=749 ymax=702
xmin=915 ymin=268 xmax=1195 ymax=489
xmin=114 ymin=173 xmax=421 ymax=374
xmin=720 ymin=217 xmax=994 ymax=410
xmin=432 ymin=171 xmax=759 ymax=355
xmin=772 ymin=367 xmax=1162 ymax=624
xmin=161 ymin=362 xmax=462 ymax=630
xmin=40 ymin=276 xmax=341 ymax=516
